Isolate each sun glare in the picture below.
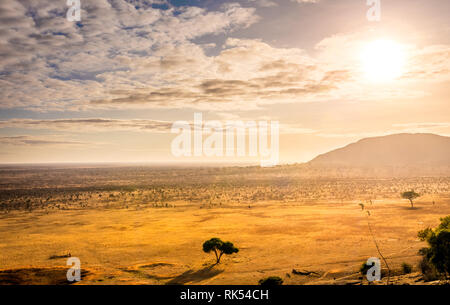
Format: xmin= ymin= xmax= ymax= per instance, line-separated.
xmin=361 ymin=39 xmax=406 ymax=82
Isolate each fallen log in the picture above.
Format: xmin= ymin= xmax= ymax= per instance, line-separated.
xmin=292 ymin=269 xmax=320 ymax=276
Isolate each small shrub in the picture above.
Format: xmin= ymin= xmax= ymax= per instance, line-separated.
xmin=401 ymin=263 xmax=412 ymax=274
xmin=360 ymin=261 xmax=371 ymax=276
xmin=359 ymin=259 xmax=376 ymax=277
xmin=418 ymin=252 xmax=439 ymax=281
xmin=258 ymin=276 xmax=283 ymax=286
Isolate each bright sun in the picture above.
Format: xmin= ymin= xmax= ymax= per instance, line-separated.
xmin=361 ymin=39 xmax=406 ymax=82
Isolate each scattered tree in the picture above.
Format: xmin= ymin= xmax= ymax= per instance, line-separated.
xmin=401 ymin=190 xmax=420 ymax=208
xmin=202 ymin=238 xmax=239 ymax=264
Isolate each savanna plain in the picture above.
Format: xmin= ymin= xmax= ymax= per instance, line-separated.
xmin=0 ymin=164 xmax=449 ymax=285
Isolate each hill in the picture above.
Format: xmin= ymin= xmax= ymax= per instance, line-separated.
xmin=308 ymin=133 xmax=450 ymax=168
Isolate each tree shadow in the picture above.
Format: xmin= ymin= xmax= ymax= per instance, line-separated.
xmin=165 ymin=264 xmax=223 ymax=285
xmin=0 ymin=267 xmax=89 ymax=285
xmin=399 ymin=206 xmax=423 ymax=211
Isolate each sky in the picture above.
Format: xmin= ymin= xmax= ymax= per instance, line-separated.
xmin=0 ymin=0 xmax=449 ymax=164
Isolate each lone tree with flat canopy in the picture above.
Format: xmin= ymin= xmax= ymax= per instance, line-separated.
xmin=401 ymin=190 xmax=420 ymax=208
xmin=203 ymin=238 xmax=239 ymax=264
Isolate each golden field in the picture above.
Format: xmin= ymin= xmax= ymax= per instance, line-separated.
xmin=0 ymin=165 xmax=449 ymax=285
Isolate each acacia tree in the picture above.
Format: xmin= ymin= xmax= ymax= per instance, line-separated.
xmin=203 ymin=238 xmax=239 ymax=264
xmin=401 ymin=190 xmax=420 ymax=208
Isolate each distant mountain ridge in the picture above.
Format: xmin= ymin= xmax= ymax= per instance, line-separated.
xmin=308 ymin=133 xmax=450 ymax=168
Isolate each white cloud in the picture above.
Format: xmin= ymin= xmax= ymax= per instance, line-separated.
xmin=290 ymin=0 xmax=319 ymax=3
xmin=0 ymin=118 xmax=174 ymax=133
xmin=0 ymin=0 xmax=259 ymax=110
xmin=248 ymin=0 xmax=278 ymax=8
xmin=0 ymin=1 xmax=449 ymax=114
xmin=0 ymin=135 xmax=88 ymax=146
